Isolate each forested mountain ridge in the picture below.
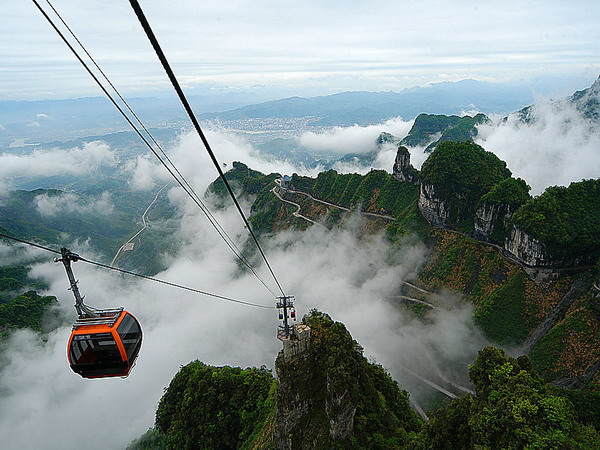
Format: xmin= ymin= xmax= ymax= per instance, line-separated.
xmin=400 ymin=113 xmax=489 ymax=151
xmin=208 ymin=139 xmax=600 ymax=387
xmin=130 ymin=312 xmax=600 ymax=449
xmin=0 ymin=184 xmax=178 ymax=275
xmin=200 ymin=79 xmax=543 ymax=126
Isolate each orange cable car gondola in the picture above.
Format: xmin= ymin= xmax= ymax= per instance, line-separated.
xmin=57 ymin=248 xmax=142 ymax=379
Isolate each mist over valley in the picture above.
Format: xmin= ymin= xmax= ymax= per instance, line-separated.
xmin=1 ymin=1 xmax=599 ymax=448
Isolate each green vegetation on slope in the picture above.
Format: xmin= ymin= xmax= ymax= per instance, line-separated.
xmin=291 ymin=169 xmax=427 ymax=236
xmin=400 ymin=113 xmax=489 ymax=150
xmin=478 ymin=177 xmax=531 ymax=207
xmin=0 ymin=290 xmax=57 ymax=333
xmin=511 ymin=179 xmax=600 ymax=261
xmin=155 ymin=361 xmax=275 ymax=449
xmin=0 ymin=183 xmax=177 ymax=269
xmin=0 ymin=265 xmax=47 ymax=303
xmin=420 ymin=141 xmax=512 ymax=231
xmin=529 ymin=294 xmax=600 ymax=383
xmin=207 ymin=161 xmax=279 ymax=202
xmin=276 ymin=310 xmax=422 ymax=448
xmin=475 ymin=271 xmax=530 ymax=344
xmin=126 ymin=428 xmax=166 ymax=450
xmin=308 ymin=169 xmax=419 ymax=216
xmin=209 ymin=163 xmax=426 ymax=236
xmin=418 ymin=230 xmax=574 ymax=347
xmin=416 ymin=346 xmax=600 ymax=449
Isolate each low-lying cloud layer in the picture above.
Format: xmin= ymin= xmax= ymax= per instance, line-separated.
xmin=298 ymin=117 xmax=413 ymax=154
xmin=476 ymin=99 xmax=600 ymax=195
xmin=34 ymin=191 xmax=114 ymax=217
xmin=0 ymin=178 xmax=487 ymax=450
xmin=0 ymin=141 xmax=118 ymax=191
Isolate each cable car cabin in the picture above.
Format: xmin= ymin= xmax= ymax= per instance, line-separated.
xmin=67 ymin=309 xmax=142 ymax=379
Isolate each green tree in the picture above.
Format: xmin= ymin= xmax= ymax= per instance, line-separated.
xmin=155 ymin=361 xmax=275 ymax=449
xmin=420 ymin=141 xmax=512 ymax=231
xmin=416 ymin=347 xmax=600 ymax=449
xmin=511 ymin=179 xmax=600 ymax=261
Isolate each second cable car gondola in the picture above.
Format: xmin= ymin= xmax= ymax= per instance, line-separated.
xmin=57 ymin=247 xmax=142 ymax=379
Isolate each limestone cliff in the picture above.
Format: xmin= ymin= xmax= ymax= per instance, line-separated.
xmin=508 ymin=179 xmax=600 ymax=269
xmin=418 ymin=141 xmax=512 ymax=232
xmin=504 ymin=225 xmax=594 ymax=269
xmin=275 ymin=311 xmax=421 ymax=449
xmin=417 ymin=182 xmax=452 ymax=227
xmin=392 ymin=145 xmax=418 ymax=184
xmin=474 ymin=202 xmax=507 ymax=241
xmin=504 ymin=225 xmax=550 ymax=267
xmin=473 ymin=177 xmax=531 ymax=244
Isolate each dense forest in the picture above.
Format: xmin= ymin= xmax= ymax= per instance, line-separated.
xmin=2 ymin=127 xmax=598 ymax=448
xmin=129 ymin=313 xmax=599 ymax=449
xmin=400 ymin=113 xmax=489 ymax=151
xmin=511 ymin=179 xmax=600 ymax=261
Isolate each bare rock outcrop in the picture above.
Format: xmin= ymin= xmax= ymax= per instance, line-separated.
xmin=504 ymin=225 xmax=548 ymax=267
xmin=418 ymin=183 xmax=452 ymax=227
xmin=474 ymin=202 xmax=517 ymax=243
xmin=392 ymin=145 xmax=417 ymax=183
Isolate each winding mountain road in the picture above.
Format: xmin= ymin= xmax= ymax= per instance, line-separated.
xmin=273 ymin=179 xmax=395 ymax=223
xmin=386 ymin=295 xmax=437 ymax=309
xmin=110 ymin=182 xmax=170 ymax=266
xmin=397 ymin=363 xmax=458 ymax=399
xmin=271 ymin=187 xmax=328 ymax=229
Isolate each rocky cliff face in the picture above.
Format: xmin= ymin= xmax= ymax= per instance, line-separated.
xmin=392 ymin=145 xmax=417 ymax=183
xmin=275 ymin=311 xmax=421 ymax=449
xmin=474 ymin=202 xmax=515 ymax=243
xmin=504 ymin=225 xmax=550 ymax=267
xmin=504 ymin=225 xmax=593 ymax=269
xmin=418 ymin=183 xmax=451 ymax=227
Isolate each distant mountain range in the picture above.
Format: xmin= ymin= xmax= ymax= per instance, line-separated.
xmin=201 ymin=79 xmax=540 ymax=126
xmin=2 ymin=78 xmax=587 ymax=147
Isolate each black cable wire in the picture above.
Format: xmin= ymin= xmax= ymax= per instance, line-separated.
xmin=78 ymin=256 xmax=274 ymax=309
xmin=0 ymin=232 xmax=61 ymax=255
xmin=33 ymin=0 xmax=277 ymax=297
xmin=0 ymin=231 xmax=273 ymax=309
xmin=42 ymin=0 xmax=251 ymax=275
xmin=128 ymin=0 xmax=287 ymax=298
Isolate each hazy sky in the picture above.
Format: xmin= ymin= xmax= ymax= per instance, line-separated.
xmin=1 ymin=0 xmax=599 ymax=100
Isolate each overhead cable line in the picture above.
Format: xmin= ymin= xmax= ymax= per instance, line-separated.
xmin=32 ymin=0 xmax=278 ymax=297
xmin=0 ymin=231 xmax=274 ymax=309
xmin=128 ymin=0 xmax=287 ymax=298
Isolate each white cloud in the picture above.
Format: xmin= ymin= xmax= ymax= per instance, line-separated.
xmin=0 ymin=141 xmax=118 ymax=190
xmin=0 ymin=184 xmax=488 ymax=449
xmin=476 ymin=99 xmax=600 ymax=194
xmin=126 ymin=126 xmax=319 ymax=192
xmin=34 ymin=191 xmax=114 ymax=217
xmin=299 ymin=117 xmax=413 ymax=154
